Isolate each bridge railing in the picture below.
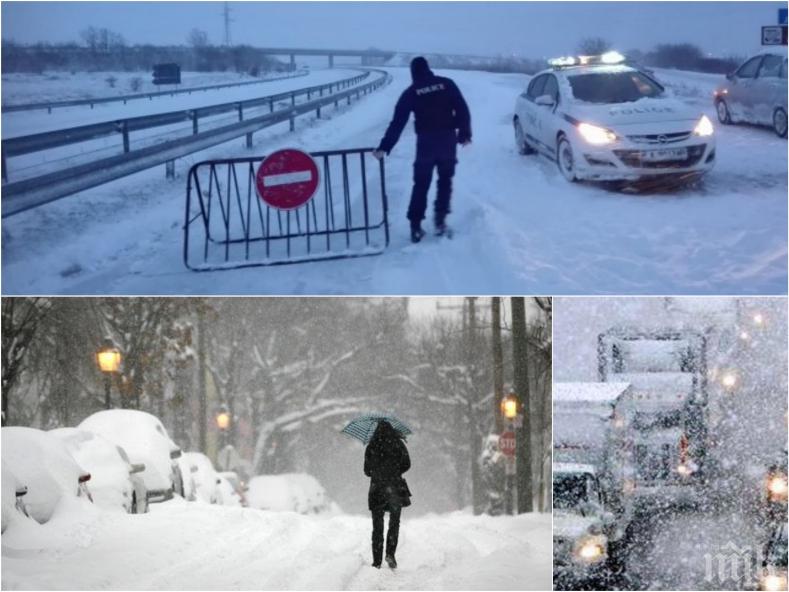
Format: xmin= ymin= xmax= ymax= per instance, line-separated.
xmin=2 ymin=70 xmax=392 ymax=217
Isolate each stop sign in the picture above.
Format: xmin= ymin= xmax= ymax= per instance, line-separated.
xmin=499 ymin=431 xmax=516 ymax=457
xmin=255 ymin=148 xmax=320 ymax=210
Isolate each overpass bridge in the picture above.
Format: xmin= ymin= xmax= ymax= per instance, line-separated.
xmin=256 ymin=47 xmax=396 ymax=68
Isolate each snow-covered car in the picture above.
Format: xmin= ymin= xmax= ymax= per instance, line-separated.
xmin=50 ymin=427 xmax=148 ymax=514
xmin=247 ymin=473 xmax=338 ymax=514
xmin=79 ymin=410 xmax=182 ymax=503
xmin=2 ymin=461 xmax=30 ymax=532
xmin=553 ymin=463 xmax=617 ymax=587
xmin=758 ymin=522 xmax=788 ymax=591
xmin=175 ymin=453 xmax=199 ymax=501
xmin=513 ymin=52 xmax=716 ymax=183
xmin=219 ymin=471 xmax=248 ymax=507
xmin=182 ymin=452 xmax=220 ymax=504
xmin=215 ymin=474 xmax=244 ymax=507
xmin=1 ymin=427 xmax=93 ymax=524
xmin=714 ymin=52 xmax=788 ymax=137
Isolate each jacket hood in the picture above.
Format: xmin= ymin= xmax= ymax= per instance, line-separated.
xmin=410 ymin=57 xmax=433 ymax=82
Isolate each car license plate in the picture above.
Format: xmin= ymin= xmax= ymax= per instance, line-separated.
xmin=641 ymin=147 xmax=688 ymax=162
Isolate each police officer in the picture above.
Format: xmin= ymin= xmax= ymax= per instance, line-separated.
xmin=373 ymin=57 xmax=472 ymax=243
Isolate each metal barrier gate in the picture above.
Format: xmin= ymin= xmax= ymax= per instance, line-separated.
xmin=184 ymin=148 xmax=389 ymax=271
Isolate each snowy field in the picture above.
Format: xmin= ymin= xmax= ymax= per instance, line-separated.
xmin=1 ymin=69 xmax=301 ymax=107
xmin=1 ymin=66 xmax=786 ymax=295
xmin=1 ymin=500 xmax=551 ymax=590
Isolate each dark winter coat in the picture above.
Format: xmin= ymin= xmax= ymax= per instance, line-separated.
xmin=377 ymin=57 xmax=472 ymax=155
xmin=364 ymin=422 xmax=412 ymax=511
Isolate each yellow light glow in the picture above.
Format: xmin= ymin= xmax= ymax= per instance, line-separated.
xmin=753 ymin=313 xmax=765 ymax=326
xmin=768 ymin=475 xmax=788 ymax=496
xmin=216 ymin=411 xmax=231 ymax=430
xmin=96 ymin=349 xmax=121 ymax=373
xmin=760 ymin=574 xmax=788 ymax=592
xmin=501 ymin=396 xmax=518 ymax=420
xmin=721 ymin=372 xmax=738 ymax=390
xmin=677 ymin=464 xmax=693 ymax=477
xmin=575 ymin=537 xmax=606 ymax=562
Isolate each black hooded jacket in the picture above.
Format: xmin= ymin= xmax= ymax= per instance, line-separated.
xmin=377 ymin=57 xmax=472 ymax=155
xmin=364 ymin=421 xmax=412 ymax=511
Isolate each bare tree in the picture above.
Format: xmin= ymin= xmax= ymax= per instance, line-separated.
xmin=187 ymin=28 xmax=210 ymax=48
xmin=576 ymin=37 xmax=612 ymax=56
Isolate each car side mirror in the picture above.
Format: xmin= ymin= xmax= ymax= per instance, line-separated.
xmin=130 ymin=463 xmax=146 ymax=474
xmin=726 ymin=72 xmax=735 ymax=81
xmin=170 ymin=449 xmax=182 ymax=459
xmin=535 ymin=94 xmax=556 ymax=107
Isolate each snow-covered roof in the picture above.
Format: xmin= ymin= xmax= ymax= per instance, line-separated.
xmin=553 ymin=382 xmax=631 ymax=403
xmin=553 ymin=462 xmax=597 ymax=475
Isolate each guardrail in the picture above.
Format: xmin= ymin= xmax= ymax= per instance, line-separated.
xmin=1 ymin=70 xmax=309 ymax=114
xmin=1 ymin=70 xmax=392 ymax=218
xmin=2 ymin=71 xmax=370 ymax=168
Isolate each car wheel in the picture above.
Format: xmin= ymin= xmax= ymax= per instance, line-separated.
xmin=513 ymin=119 xmax=534 ymax=155
xmin=556 ymin=136 xmax=578 ymax=182
xmin=773 ymin=108 xmax=787 ymax=138
xmin=715 ymin=99 xmax=731 ymax=124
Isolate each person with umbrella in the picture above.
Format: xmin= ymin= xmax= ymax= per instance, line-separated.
xmin=343 ymin=415 xmax=412 ymax=569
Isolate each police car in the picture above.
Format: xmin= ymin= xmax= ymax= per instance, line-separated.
xmin=513 ymin=52 xmax=716 ymax=183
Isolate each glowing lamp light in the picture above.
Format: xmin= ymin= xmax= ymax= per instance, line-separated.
xmin=216 ymin=410 xmax=231 ymax=431
xmin=96 ymin=341 xmax=121 ymax=374
xmin=501 ymin=393 xmax=519 ymax=420
xmin=760 ymin=574 xmax=788 ymax=592
xmin=753 ymin=313 xmax=766 ymax=327
xmin=600 ymin=51 xmax=626 ymax=64
xmin=767 ymin=474 xmax=788 ymax=497
xmin=720 ymin=371 xmax=739 ymax=391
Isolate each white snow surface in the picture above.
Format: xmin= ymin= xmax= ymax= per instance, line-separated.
xmin=1 ymin=501 xmax=552 ymax=590
xmin=2 ymin=66 xmax=786 ymax=295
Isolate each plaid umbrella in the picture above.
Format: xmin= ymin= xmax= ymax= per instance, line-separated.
xmin=341 ymin=413 xmax=413 ymax=444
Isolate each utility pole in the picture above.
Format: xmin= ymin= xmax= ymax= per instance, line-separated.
xmin=511 ymin=297 xmax=533 ymax=514
xmin=222 ymin=2 xmax=233 ymax=46
xmin=491 ymin=297 xmax=505 ymax=433
xmin=467 ymin=296 xmax=484 ymax=515
xmin=197 ymin=305 xmax=208 ymax=453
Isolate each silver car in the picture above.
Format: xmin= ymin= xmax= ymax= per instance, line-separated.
xmin=714 ymin=52 xmax=788 ymax=137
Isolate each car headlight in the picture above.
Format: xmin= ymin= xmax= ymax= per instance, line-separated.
xmin=760 ymin=572 xmax=788 ymax=591
xmin=767 ymin=474 xmax=788 ymax=500
xmin=677 ymin=463 xmax=694 ymax=477
xmin=694 ymin=115 xmax=714 ymax=137
xmin=574 ymin=535 xmax=607 ymax=563
xmin=577 ymin=123 xmax=617 ymax=145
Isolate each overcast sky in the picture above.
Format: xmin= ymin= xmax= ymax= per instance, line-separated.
xmin=2 ymin=1 xmax=783 ymax=58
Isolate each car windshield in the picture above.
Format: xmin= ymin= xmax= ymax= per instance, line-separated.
xmin=553 ymin=473 xmax=589 ymax=510
xmin=568 ymin=71 xmax=664 ymax=104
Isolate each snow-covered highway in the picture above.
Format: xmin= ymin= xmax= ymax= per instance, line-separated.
xmin=1 ymin=500 xmax=551 ymax=590
xmin=2 ymin=67 xmax=786 ymax=295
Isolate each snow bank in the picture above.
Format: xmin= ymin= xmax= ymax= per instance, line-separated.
xmin=1 ymin=501 xmax=551 ymax=590
xmin=182 ymin=452 xmax=219 ymax=504
xmin=247 ymin=473 xmax=338 ymax=515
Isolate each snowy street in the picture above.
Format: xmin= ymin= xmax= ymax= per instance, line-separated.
xmin=1 ymin=501 xmax=551 ymax=591
xmin=2 ymin=66 xmax=786 ymax=295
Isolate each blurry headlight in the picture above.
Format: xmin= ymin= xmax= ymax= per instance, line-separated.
xmin=577 ymin=123 xmax=617 ymax=145
xmin=767 ymin=474 xmax=788 ymax=499
xmin=574 ymin=535 xmax=607 ymax=563
xmin=694 ymin=115 xmax=714 ymax=137
xmin=760 ymin=573 xmax=788 ymax=591
xmin=677 ymin=463 xmax=694 ymax=477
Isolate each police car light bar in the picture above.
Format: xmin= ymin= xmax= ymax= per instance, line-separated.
xmin=549 ymin=51 xmax=626 ymax=69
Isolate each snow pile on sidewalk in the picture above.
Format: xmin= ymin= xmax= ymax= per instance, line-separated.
xmin=247 ymin=473 xmax=340 ymax=515
xmin=1 ymin=501 xmax=551 ymax=590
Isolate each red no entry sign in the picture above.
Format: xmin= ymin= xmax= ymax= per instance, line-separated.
xmin=255 ymin=148 xmax=320 ymax=210
xmin=499 ymin=431 xmax=516 ymax=457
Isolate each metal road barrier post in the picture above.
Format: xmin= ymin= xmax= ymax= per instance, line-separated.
xmin=183 ymin=148 xmax=390 ymax=271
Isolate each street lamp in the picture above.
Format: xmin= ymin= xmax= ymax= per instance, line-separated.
xmin=96 ymin=339 xmax=121 ymax=410
xmin=216 ymin=404 xmax=231 ymax=448
xmin=501 ymin=392 xmax=519 ymax=420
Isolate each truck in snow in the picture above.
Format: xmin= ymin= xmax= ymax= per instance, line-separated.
xmin=553 ymin=382 xmax=634 ymax=586
xmin=597 ymin=327 xmax=709 ymax=508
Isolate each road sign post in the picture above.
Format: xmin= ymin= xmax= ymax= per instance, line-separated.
xmin=499 ymin=427 xmax=518 ymax=514
xmin=762 ymin=25 xmax=788 ymax=46
xmin=255 ymin=148 xmax=320 ymax=210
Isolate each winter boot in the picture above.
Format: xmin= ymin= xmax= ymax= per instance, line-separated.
xmin=410 ymin=222 xmax=426 ymax=243
xmin=372 ymin=562 xmax=382 ymax=569
xmin=435 ymin=221 xmax=452 ymax=238
xmin=385 ymin=554 xmax=397 ymax=569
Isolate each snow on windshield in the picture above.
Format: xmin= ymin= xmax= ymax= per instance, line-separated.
xmin=568 ymin=71 xmax=664 ymax=104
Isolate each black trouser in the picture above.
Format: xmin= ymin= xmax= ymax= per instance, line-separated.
xmin=371 ymin=505 xmax=401 ymax=564
xmin=407 ymin=131 xmax=457 ymax=227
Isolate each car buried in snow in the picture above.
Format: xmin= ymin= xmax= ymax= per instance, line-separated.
xmin=513 ymin=51 xmax=716 ymax=184
xmin=714 ymin=51 xmax=788 ymax=137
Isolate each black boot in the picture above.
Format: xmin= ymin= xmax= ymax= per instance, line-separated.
xmin=385 ymin=554 xmax=397 ymax=569
xmin=410 ymin=222 xmax=425 ymax=243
